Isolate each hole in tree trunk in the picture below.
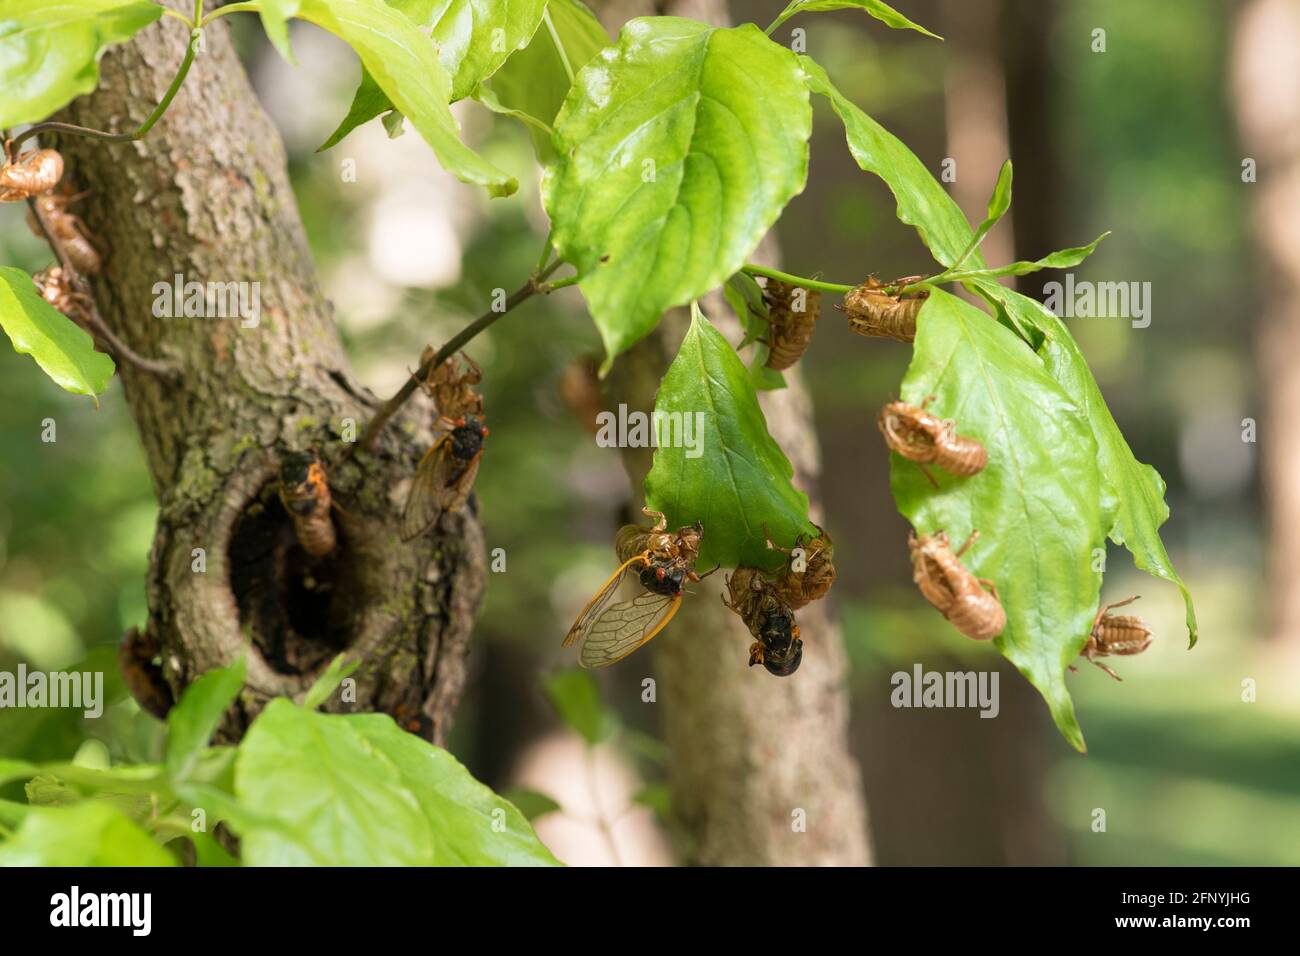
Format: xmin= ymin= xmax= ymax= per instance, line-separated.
xmin=228 ymin=481 xmax=352 ymax=675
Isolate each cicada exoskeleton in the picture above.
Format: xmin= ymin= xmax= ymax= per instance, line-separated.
xmin=563 ymin=509 xmax=705 ymax=668
xmin=400 ymin=414 xmax=488 ymax=541
xmin=0 ymin=148 xmax=63 ymax=202
xmin=28 ymin=191 xmax=102 ymax=275
xmin=279 ymin=450 xmax=337 ymax=557
xmin=763 ymin=524 xmax=835 ymax=610
xmin=32 ymin=267 xmax=94 ymax=328
xmin=839 ymin=276 xmax=929 ymax=343
xmin=722 ymin=566 xmax=804 ymax=677
xmin=878 ymin=397 xmax=988 ymax=485
xmin=761 ymin=278 xmax=820 ymax=370
xmin=909 ymin=530 xmax=1005 ymax=641
xmin=1076 ymin=595 xmax=1153 ymax=681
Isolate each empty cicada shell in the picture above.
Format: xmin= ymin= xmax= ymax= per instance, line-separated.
xmin=28 ymin=192 xmax=102 ymax=275
xmin=839 ymin=276 xmax=929 ymax=343
xmin=32 ymin=267 xmax=94 ymax=327
xmin=279 ymin=450 xmax=337 ymax=557
xmin=0 ymin=148 xmax=63 ymax=202
xmin=416 ymin=346 xmax=483 ymax=422
xmin=761 ymin=279 xmax=820 ymax=370
xmin=764 ymin=524 xmax=835 ymax=609
xmin=878 ymin=397 xmax=987 ymax=483
xmin=1077 ymin=595 xmax=1153 ymax=681
xmin=908 ymin=530 xmax=1005 ymax=641
xmin=722 ymin=566 xmax=803 ymax=677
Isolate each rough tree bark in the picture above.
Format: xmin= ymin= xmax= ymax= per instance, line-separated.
xmin=53 ymin=3 xmax=484 ymax=742
xmin=593 ymin=0 xmax=872 ymax=866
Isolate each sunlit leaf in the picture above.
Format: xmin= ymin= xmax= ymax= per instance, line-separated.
xmin=543 ymin=18 xmax=811 ymax=370
xmin=0 ymin=801 xmax=174 ymax=866
xmin=0 ymin=267 xmax=114 ymax=401
xmin=769 ymin=0 xmax=941 ymax=40
xmin=645 ymin=304 xmax=815 ymax=569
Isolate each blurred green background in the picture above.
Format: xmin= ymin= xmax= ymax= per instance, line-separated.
xmin=1 ymin=0 xmax=1295 ymax=865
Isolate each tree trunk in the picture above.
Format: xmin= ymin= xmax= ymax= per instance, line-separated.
xmin=592 ymin=0 xmax=872 ymax=866
xmin=53 ymin=3 xmax=484 ymax=743
xmin=1232 ymin=0 xmax=1300 ymax=653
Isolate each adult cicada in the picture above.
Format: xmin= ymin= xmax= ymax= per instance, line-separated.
xmin=562 ymin=509 xmax=706 ymax=668
xmin=722 ymin=566 xmax=803 ymax=677
xmin=400 ymin=348 xmax=488 ymax=541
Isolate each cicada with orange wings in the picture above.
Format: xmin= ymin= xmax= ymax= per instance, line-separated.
xmin=563 ymin=509 xmax=706 ymax=668
xmin=400 ymin=414 xmax=488 ymax=541
xmin=0 ymin=148 xmax=63 ymax=202
xmin=279 ymin=450 xmax=337 ymax=557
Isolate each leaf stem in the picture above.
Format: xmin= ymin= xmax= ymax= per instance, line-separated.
xmin=544 ymin=9 xmax=576 ymax=85
xmin=741 ymin=263 xmax=855 ymax=295
xmin=199 ymin=1 xmax=262 ymax=26
xmin=349 ymin=259 xmax=564 ymax=456
xmin=7 ymin=32 xmax=199 ymax=155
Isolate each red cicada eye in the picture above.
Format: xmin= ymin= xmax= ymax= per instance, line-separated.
xmin=482 ymin=427 xmax=490 ymax=437
xmin=655 ymin=567 xmax=666 ymax=581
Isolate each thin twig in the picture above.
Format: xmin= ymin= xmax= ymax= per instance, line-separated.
xmin=25 ymin=195 xmax=180 ymax=378
xmin=347 ymin=259 xmax=564 ymax=458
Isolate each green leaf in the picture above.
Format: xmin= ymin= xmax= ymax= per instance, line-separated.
xmin=541 ymin=668 xmax=614 ymax=746
xmin=801 ymin=57 xmax=981 ymax=270
xmin=233 ymin=700 xmax=559 ymax=865
xmin=724 ymin=273 xmax=788 ymax=391
xmin=0 ymin=0 xmax=163 ymax=128
xmin=0 ymin=801 xmax=174 ymax=866
xmin=769 ymin=1 xmax=941 ymax=41
xmin=319 ymin=0 xmax=550 ymax=148
xmin=804 ymin=59 xmax=1195 ymax=645
xmin=971 ymin=282 xmax=1198 ymax=646
xmin=949 ymin=233 xmax=1110 ymax=283
xmin=301 ymin=653 xmax=359 ymax=710
xmin=0 ymin=267 xmax=115 ymax=401
xmin=499 ymin=786 xmax=561 ymax=821
xmin=485 ymin=0 xmax=610 ymax=161
xmin=165 ymin=657 xmax=246 ymax=785
xmin=892 ymin=289 xmax=1110 ymax=751
xmin=543 ymin=18 xmax=812 ymax=371
xmin=257 ymin=0 xmax=302 ymax=65
xmin=296 ymin=0 xmax=516 ymax=196
xmin=431 ymin=0 xmax=551 ymax=102
xmin=645 ymin=304 xmax=815 ymax=569
xmin=946 ymin=158 xmax=1011 ymax=271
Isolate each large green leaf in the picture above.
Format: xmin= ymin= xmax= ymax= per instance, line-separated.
xmin=319 ymin=0 xmax=549 ymax=148
xmin=645 ymin=304 xmax=815 ymax=569
xmin=484 ymin=0 xmax=610 ymax=161
xmin=543 ymin=18 xmax=812 ymax=371
xmin=256 ymin=0 xmax=302 ymax=64
xmin=0 ymin=801 xmax=174 ymax=866
xmin=972 ymin=283 xmax=1198 ymax=646
xmin=296 ymin=0 xmax=516 ymax=196
xmin=232 ymin=699 xmax=558 ymax=865
xmin=893 ymin=289 xmax=1109 ymax=751
xmin=164 ymin=657 xmax=246 ymax=785
xmin=0 ymin=266 xmax=114 ymax=401
xmin=803 ymin=58 xmax=1196 ymax=645
xmin=0 ymin=0 xmax=162 ymax=128
xmin=769 ymin=0 xmax=941 ymax=39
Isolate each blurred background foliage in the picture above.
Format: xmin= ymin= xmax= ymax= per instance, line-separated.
xmin=1 ymin=0 xmax=1295 ymax=864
